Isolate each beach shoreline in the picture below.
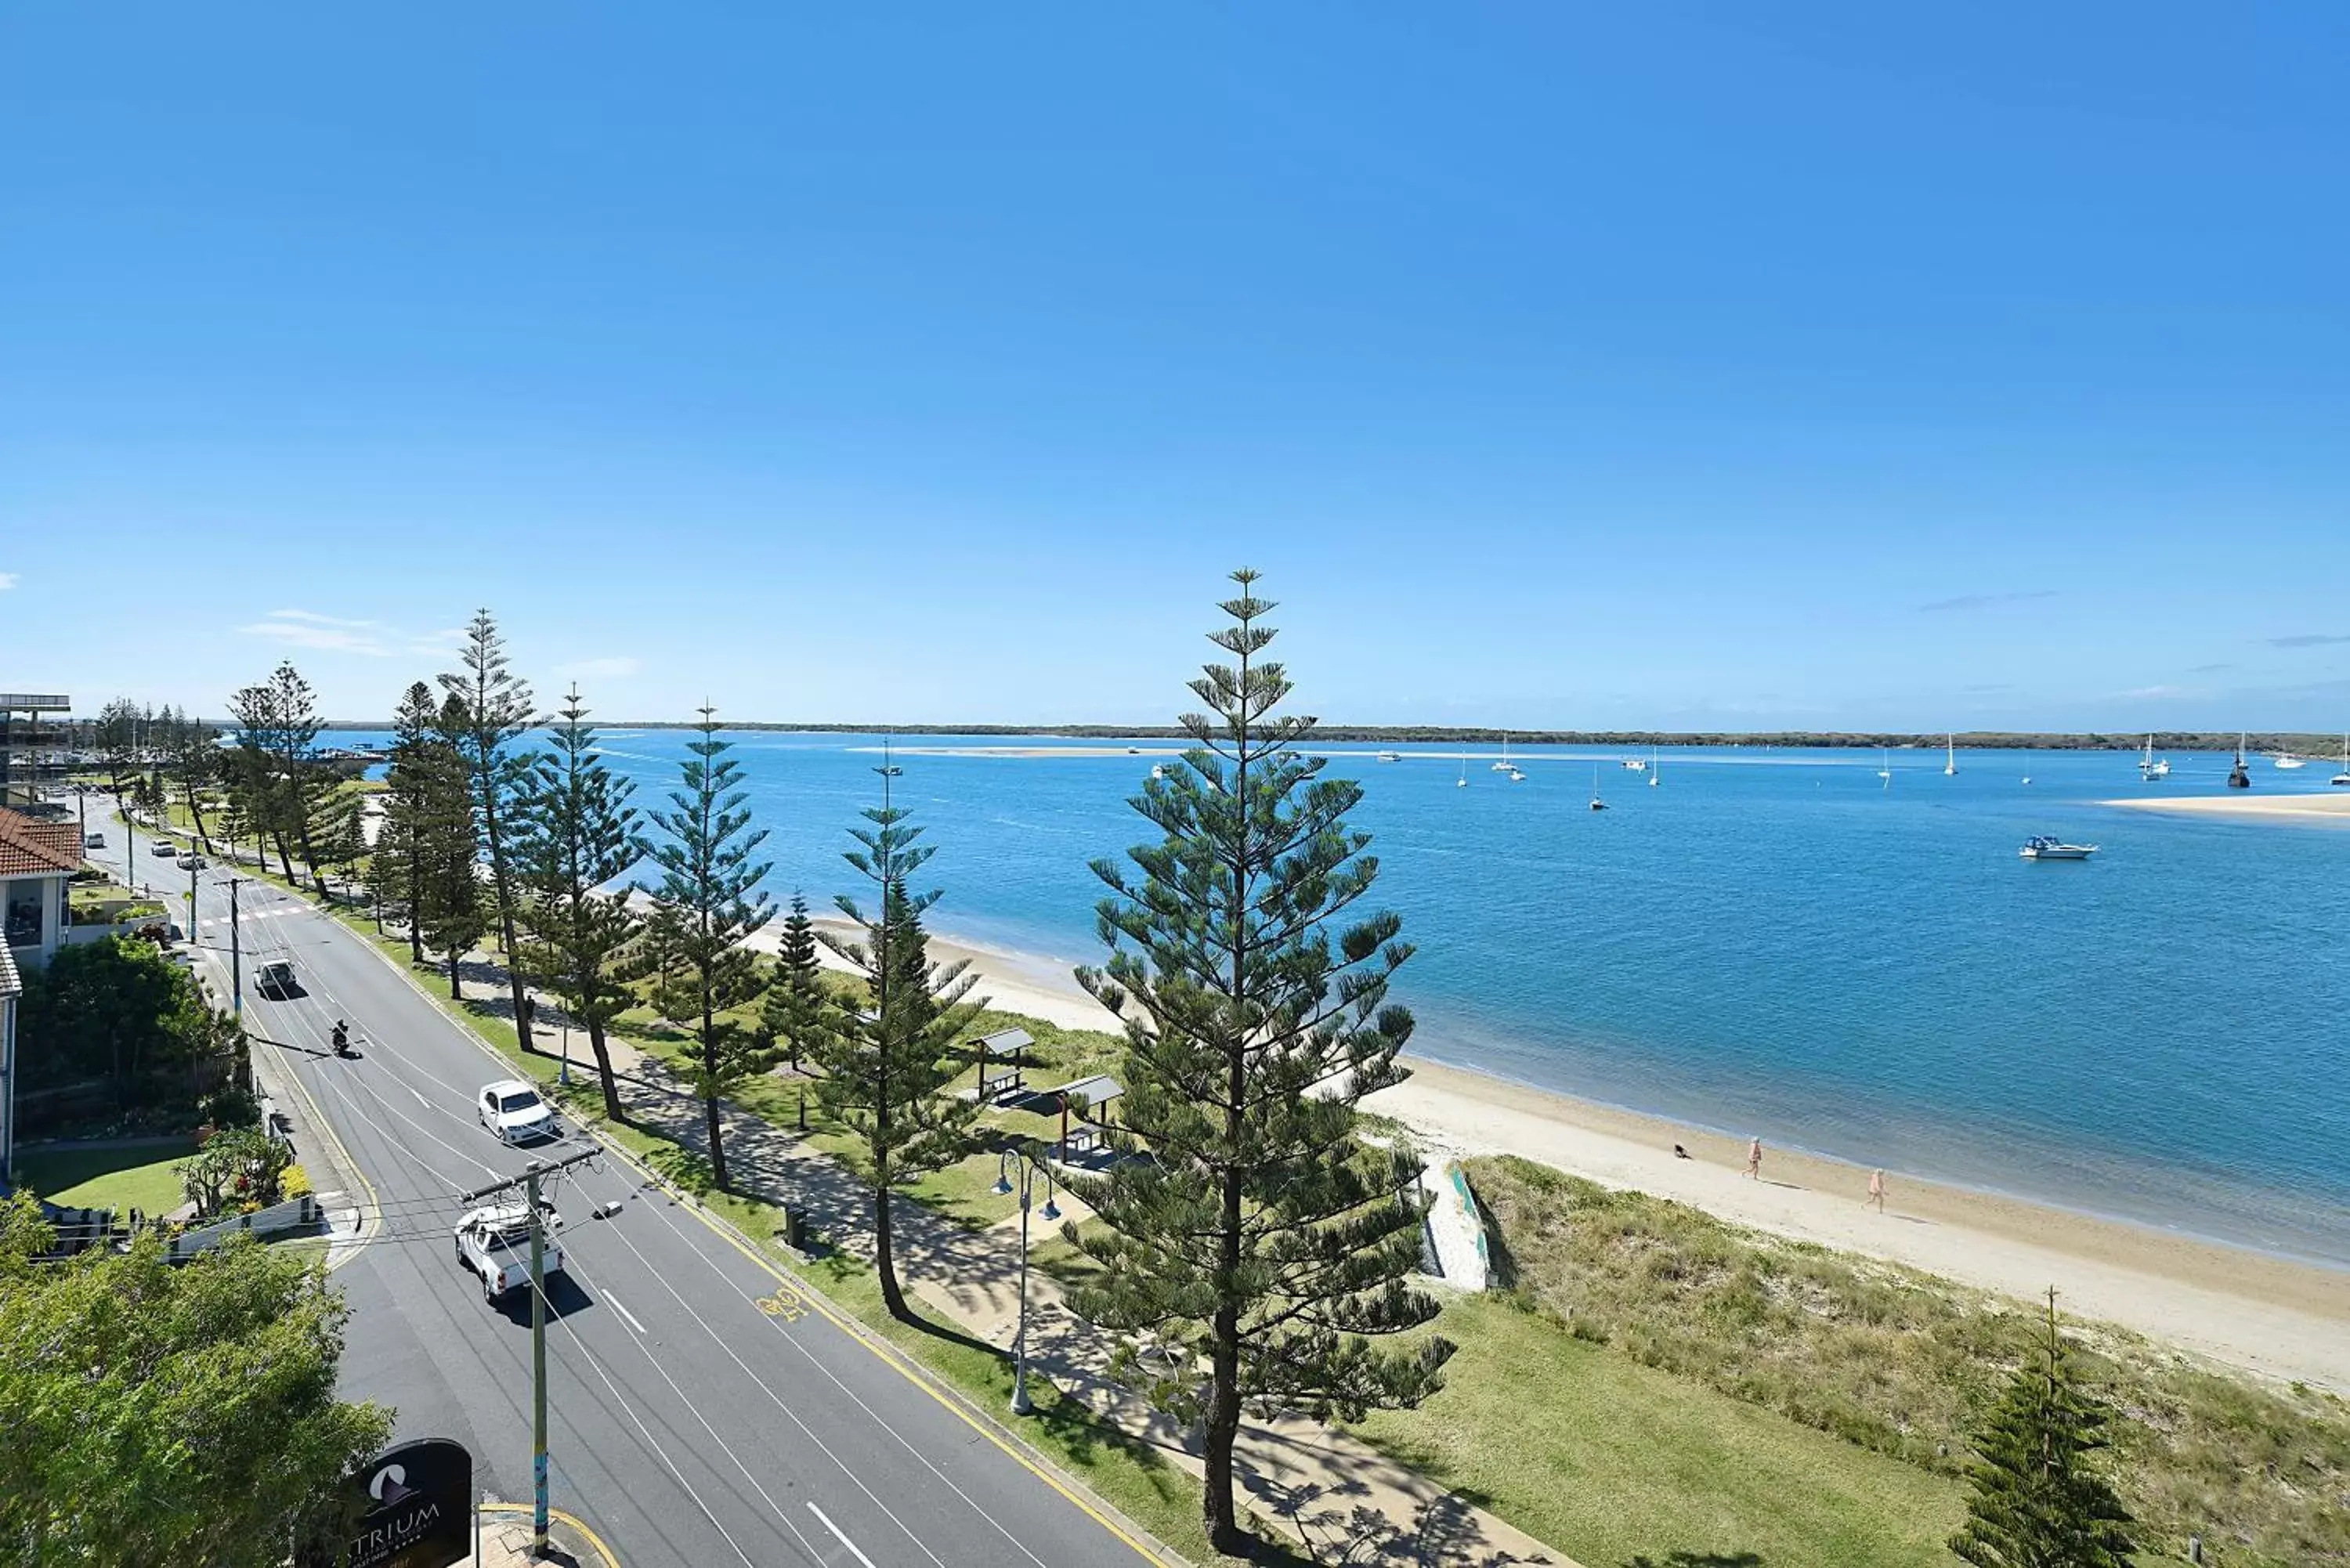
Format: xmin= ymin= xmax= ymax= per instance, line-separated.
xmin=775 ymin=912 xmax=2349 ymax=1388
xmin=2102 ymin=791 xmax=2350 ymax=824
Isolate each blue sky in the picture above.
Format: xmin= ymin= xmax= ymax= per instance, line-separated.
xmin=3 ymin=4 xmax=2346 ymax=729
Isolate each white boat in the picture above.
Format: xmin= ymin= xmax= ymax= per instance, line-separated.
xmin=2019 ymin=836 xmax=2098 ymax=862
xmin=2138 ymin=734 xmax=2169 ymax=780
xmin=1878 ymin=746 xmax=1892 ymax=786
xmin=1150 ymin=764 xmax=1166 ymax=781
xmin=2331 ymin=735 xmax=2349 ymax=788
xmin=1376 ymin=750 xmax=1402 ymax=764
xmin=1589 ymin=767 xmax=1607 ymax=811
xmin=1943 ymin=733 xmax=1957 ymax=776
xmin=1506 ymin=765 xmax=1526 ymax=782
xmin=1491 ymin=734 xmax=1513 ymax=772
xmin=1456 ymin=757 xmax=1469 ymax=789
xmin=1647 ymin=755 xmax=1659 ymax=787
xmin=1622 ymin=756 xmax=1647 ymax=771
xmin=2276 ymin=752 xmax=2306 ymax=770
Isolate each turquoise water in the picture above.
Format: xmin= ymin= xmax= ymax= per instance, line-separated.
xmin=347 ymin=731 xmax=2350 ymax=1265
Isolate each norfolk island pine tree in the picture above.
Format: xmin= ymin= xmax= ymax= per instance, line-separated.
xmin=439 ymin=610 xmax=542 ymax=1053
xmin=512 ymin=684 xmax=650 ymax=1125
xmin=1065 ymin=570 xmax=1452 ymax=1555
xmin=645 ymin=705 xmax=775 ymax=1194
xmin=1950 ymin=1288 xmax=2137 ymax=1568
xmin=808 ymin=753 xmax=987 ymax=1323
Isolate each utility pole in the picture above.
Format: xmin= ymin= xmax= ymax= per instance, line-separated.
xmin=459 ymin=1146 xmax=597 ymax=1556
xmin=228 ymin=877 xmax=244 ymax=1015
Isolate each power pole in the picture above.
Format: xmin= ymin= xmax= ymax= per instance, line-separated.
xmin=458 ymin=1146 xmax=597 ymax=1556
xmin=228 ymin=877 xmax=244 ymax=1015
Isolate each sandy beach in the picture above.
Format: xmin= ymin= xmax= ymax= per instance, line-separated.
xmin=756 ymin=911 xmax=2349 ymax=1389
xmin=2103 ymin=791 xmax=2350 ymax=823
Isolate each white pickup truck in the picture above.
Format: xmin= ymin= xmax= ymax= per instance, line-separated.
xmin=452 ymin=1202 xmax=563 ymax=1303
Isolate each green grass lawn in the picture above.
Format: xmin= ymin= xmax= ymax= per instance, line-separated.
xmin=1353 ymin=1294 xmax=1966 ymax=1568
xmin=13 ymin=1140 xmax=197 ymax=1214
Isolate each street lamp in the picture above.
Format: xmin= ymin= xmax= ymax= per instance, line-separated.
xmin=991 ymin=1142 xmax=1060 ymax=1416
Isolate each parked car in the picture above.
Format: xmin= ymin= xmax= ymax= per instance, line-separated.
xmin=255 ymin=960 xmax=298 ymax=999
xmin=453 ymin=1202 xmax=563 ymax=1302
xmin=478 ymin=1080 xmax=559 ymax=1144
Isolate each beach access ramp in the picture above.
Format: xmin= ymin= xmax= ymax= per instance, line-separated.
xmin=1418 ymin=1161 xmax=1491 ymax=1292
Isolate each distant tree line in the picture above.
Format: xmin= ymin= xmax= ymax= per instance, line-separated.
xmin=301 ymin=718 xmax=2350 ymax=753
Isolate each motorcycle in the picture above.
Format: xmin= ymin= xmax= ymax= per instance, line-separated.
xmin=331 ymin=1021 xmax=353 ymax=1058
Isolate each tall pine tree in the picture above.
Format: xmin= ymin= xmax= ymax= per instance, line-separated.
xmin=1950 ymin=1289 xmax=2137 ymax=1568
xmin=645 ymin=705 xmax=774 ymax=1193
xmin=438 ymin=611 xmax=540 ymax=1050
xmin=1066 ymin=571 xmax=1451 ymax=1553
xmin=809 ymin=758 xmax=985 ymax=1322
xmin=512 ymin=685 xmax=649 ymax=1124
xmin=375 ymin=683 xmax=440 ymax=965
xmin=761 ymin=892 xmax=826 ymax=1075
xmin=416 ymin=695 xmax=487 ymax=999
xmin=228 ymin=663 xmax=329 ymax=890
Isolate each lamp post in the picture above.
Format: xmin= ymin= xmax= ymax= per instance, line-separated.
xmin=991 ymin=1143 xmax=1060 ymax=1416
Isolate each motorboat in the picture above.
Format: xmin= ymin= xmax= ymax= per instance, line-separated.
xmin=1622 ymin=756 xmax=1647 ymax=771
xmin=1150 ymin=764 xmax=1166 ymax=781
xmin=2276 ymin=753 xmax=2306 ymax=770
xmin=2138 ymin=734 xmax=2169 ymax=780
xmin=2019 ymin=836 xmax=2098 ymax=862
xmin=1376 ymin=750 xmax=1402 ymax=763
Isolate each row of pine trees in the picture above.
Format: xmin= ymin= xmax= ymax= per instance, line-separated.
xmin=150 ymin=578 xmax=2136 ymax=1562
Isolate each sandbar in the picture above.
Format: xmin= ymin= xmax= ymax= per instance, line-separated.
xmin=2102 ymin=791 xmax=2350 ymax=824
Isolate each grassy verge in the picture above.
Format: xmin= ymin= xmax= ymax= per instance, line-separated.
xmin=1462 ymin=1155 xmax=2350 ymax=1567
xmin=13 ymin=1140 xmax=197 ymax=1212
xmin=1354 ymin=1293 xmax=1965 ymax=1567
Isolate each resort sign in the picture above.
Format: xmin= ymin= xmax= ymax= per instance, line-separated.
xmin=313 ymin=1437 xmax=472 ymax=1568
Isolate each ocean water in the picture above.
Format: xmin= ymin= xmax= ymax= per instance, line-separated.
xmin=340 ymin=730 xmax=2350 ymax=1266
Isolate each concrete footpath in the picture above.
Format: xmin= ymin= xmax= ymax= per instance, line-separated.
xmin=530 ymin=997 xmax=1571 ymax=1565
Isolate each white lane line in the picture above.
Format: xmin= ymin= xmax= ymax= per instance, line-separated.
xmin=608 ymin=1294 xmax=647 ymax=1337
xmin=808 ymin=1503 xmax=880 ymax=1568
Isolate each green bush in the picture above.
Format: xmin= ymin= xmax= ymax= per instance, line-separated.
xmin=18 ymin=938 xmax=245 ymax=1115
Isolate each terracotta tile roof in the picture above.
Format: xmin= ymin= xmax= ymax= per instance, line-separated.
xmin=0 ymin=806 xmax=81 ymax=877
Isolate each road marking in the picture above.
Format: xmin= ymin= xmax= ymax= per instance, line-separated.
xmin=287 ymin=873 xmax=1173 ymax=1566
xmin=808 ymin=1503 xmax=880 ymax=1568
xmin=608 ymin=1294 xmax=647 ymax=1336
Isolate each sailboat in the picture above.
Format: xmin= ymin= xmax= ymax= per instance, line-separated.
xmin=2227 ymin=733 xmax=2251 ymax=789
xmin=2330 ymin=735 xmax=2349 ymax=788
xmin=1943 ymin=733 xmax=1957 ymax=776
xmin=1491 ymin=733 xmax=1514 ymax=772
xmin=1878 ymin=746 xmax=1893 ymax=786
xmin=1457 ymin=756 xmax=1469 ymax=789
xmin=1648 ymin=750 xmax=1660 ymax=787
xmin=2138 ymin=734 xmax=2170 ymax=780
xmin=1589 ymin=767 xmax=1608 ymax=811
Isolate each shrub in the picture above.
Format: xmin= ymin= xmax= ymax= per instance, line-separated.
xmin=280 ymin=1165 xmax=313 ymax=1201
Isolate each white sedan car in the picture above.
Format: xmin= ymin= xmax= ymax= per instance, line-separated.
xmin=477 ymin=1080 xmax=559 ymax=1144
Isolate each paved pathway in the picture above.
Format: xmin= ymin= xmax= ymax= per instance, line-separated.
xmin=518 ymin=970 xmax=1569 ymax=1565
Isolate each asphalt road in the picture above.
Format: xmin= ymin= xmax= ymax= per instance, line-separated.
xmin=89 ymin=807 xmax=1166 ymax=1568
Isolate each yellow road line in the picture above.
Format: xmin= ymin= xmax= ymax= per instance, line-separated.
xmin=588 ymin=1133 xmax=1180 ymax=1568
xmin=476 ymin=1502 xmax=622 ymax=1567
xmin=296 ymin=891 xmax=1178 ymax=1566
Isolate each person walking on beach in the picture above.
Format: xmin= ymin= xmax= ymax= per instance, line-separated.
xmin=1744 ymin=1136 xmax=1763 ymax=1180
xmin=1867 ymin=1168 xmax=1886 ymax=1212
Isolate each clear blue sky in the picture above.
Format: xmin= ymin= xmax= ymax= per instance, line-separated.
xmin=4 ymin=4 xmax=2346 ymax=730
